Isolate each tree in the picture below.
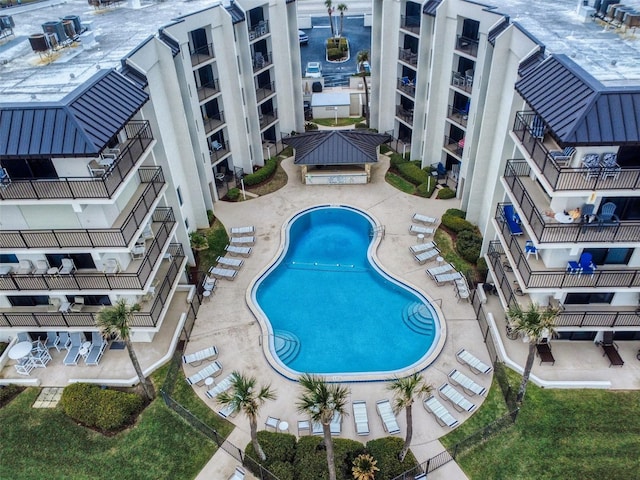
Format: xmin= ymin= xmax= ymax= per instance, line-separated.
xmin=357 ymin=50 xmax=370 ymax=125
xmin=337 ymin=3 xmax=348 ymax=37
xmin=296 ymin=373 xmax=349 ymax=480
xmin=507 ymin=302 xmax=560 ymax=404
xmin=96 ymin=299 xmax=153 ymax=400
xmin=325 ymin=0 xmax=335 ymax=37
xmin=388 ymin=373 xmax=433 ymax=462
xmin=352 ymin=453 xmax=380 ymax=480
xmin=216 ymin=371 xmax=277 ymax=461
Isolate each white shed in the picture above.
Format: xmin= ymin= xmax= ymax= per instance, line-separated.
xmin=311 ymin=92 xmax=351 ymax=120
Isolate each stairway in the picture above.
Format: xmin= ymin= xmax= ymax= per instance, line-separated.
xmin=273 ymin=330 xmax=301 ymax=365
xmin=402 ymin=302 xmax=436 ymax=336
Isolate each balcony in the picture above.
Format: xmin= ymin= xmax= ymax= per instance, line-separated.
xmin=203 ymin=112 xmax=225 ymax=134
xmin=451 ymin=71 xmax=472 ymax=94
xmin=493 ymin=210 xmax=640 ymax=289
xmin=209 ymin=140 xmax=230 ymax=163
xmin=398 ymin=47 xmax=418 ymax=66
xmin=255 ymin=81 xmax=275 ymax=102
xmin=397 ymin=77 xmax=416 ymax=98
xmin=444 ymin=135 xmax=464 ymax=157
xmin=400 ymin=15 xmax=420 ymax=34
xmin=248 ymin=20 xmax=269 ymax=41
xmin=455 ymin=35 xmax=479 ymax=57
xmin=259 ymin=109 xmax=278 ymax=129
xmin=486 ymin=241 xmax=640 ymax=328
xmin=253 ymin=51 xmax=273 ymax=73
xmin=197 ymin=79 xmax=220 ymax=102
xmin=513 ymin=111 xmax=640 ymax=191
xmin=0 ymin=121 xmax=153 ymax=201
xmin=0 ymin=208 xmax=176 ymax=292
xmin=0 ymin=167 xmax=165 ymax=249
xmin=503 ymin=160 xmax=640 ymax=243
xmin=396 ymin=106 xmax=414 ymax=125
xmin=447 ymin=104 xmax=468 ymax=128
xmin=0 ymin=244 xmax=186 ymax=328
xmin=190 ymin=43 xmax=215 ymax=67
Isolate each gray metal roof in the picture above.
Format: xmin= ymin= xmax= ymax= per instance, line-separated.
xmin=423 ymin=0 xmax=442 ymax=16
xmin=488 ymin=17 xmax=509 ymax=45
xmin=515 ymin=54 xmax=640 ymax=145
xmin=225 ymin=2 xmax=246 ymax=24
xmin=283 ymin=130 xmax=391 ymax=166
xmin=0 ymin=69 xmax=148 ymax=158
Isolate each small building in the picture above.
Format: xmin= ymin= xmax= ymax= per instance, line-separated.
xmin=310 ymin=93 xmax=351 ymax=120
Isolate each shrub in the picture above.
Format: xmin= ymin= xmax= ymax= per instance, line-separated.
xmin=389 ymin=153 xmax=406 ymax=168
xmin=206 ymin=209 xmax=214 ymax=225
xmin=60 ymin=383 xmax=144 ymax=432
xmin=327 ymin=48 xmax=342 ymax=60
xmin=268 ymin=461 xmax=295 ymax=480
xmin=441 ymin=213 xmax=476 ymax=234
xmin=355 ymin=122 xmax=369 ymax=129
xmin=280 ymin=146 xmax=294 ymax=157
xmin=366 ymin=437 xmax=418 ymax=479
xmin=476 ymin=256 xmax=489 ymax=281
xmin=294 ymin=436 xmax=365 ymax=480
xmin=416 ymin=180 xmax=437 ymax=198
xmin=227 ymin=188 xmax=240 ymax=201
xmin=305 ymin=122 xmax=319 ymax=131
xmin=244 ymin=431 xmax=297 ymax=467
xmin=397 ymin=162 xmax=429 ymax=185
xmin=243 ymin=157 xmax=277 ymax=186
xmin=445 ymin=208 xmax=466 ymax=219
xmin=456 ymin=229 xmax=483 ymax=263
xmin=380 ymin=144 xmax=392 ymax=154
xmin=436 ymin=187 xmax=456 ymax=199
xmin=189 ymin=231 xmax=208 ymax=251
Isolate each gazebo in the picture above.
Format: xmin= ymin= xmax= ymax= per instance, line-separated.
xmin=283 ymin=130 xmax=391 ymax=185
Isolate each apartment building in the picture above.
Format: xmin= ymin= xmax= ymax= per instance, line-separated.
xmin=372 ymin=0 xmax=640 ymax=341
xmin=0 ymin=0 xmax=302 ymax=349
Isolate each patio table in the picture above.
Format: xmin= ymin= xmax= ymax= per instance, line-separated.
xmin=8 ymin=341 xmax=33 ymax=360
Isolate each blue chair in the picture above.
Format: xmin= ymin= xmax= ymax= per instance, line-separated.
xmin=579 ymin=252 xmax=596 ymax=276
xmin=503 ymin=205 xmax=523 ymax=236
xmin=525 ymin=240 xmax=538 ymax=260
xmin=598 ymin=202 xmax=620 ymax=226
xmin=581 ymin=204 xmax=597 ymax=224
xmin=530 ymin=116 xmax=545 ymax=139
xmin=549 ymin=146 xmax=576 ymax=166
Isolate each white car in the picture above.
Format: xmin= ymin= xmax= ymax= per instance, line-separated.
xmin=305 ymin=62 xmax=322 ymax=78
xmin=298 ymin=30 xmax=309 ymax=45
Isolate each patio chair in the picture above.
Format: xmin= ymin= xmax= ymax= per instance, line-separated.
xmin=597 ymin=202 xmax=620 ymax=227
xmin=352 ymin=400 xmax=370 ymax=436
xmin=70 ymin=296 xmax=85 ymax=313
xmin=225 ymin=245 xmax=252 ymax=257
xmin=63 ymin=332 xmax=85 ymax=366
xmin=183 ymin=345 xmax=219 ymax=366
xmin=265 ymin=415 xmax=280 ymax=431
xmin=130 ymin=242 xmax=145 ymax=259
xmin=439 ymin=383 xmax=476 ymax=413
xmin=16 ymin=259 xmax=34 ymax=274
xmin=448 ymin=369 xmax=486 ymax=396
xmin=581 ymin=153 xmax=601 ymax=180
xmin=103 ymin=258 xmax=120 ymax=274
xmin=409 ymin=241 xmax=437 ymax=254
xmin=530 ymin=115 xmax=545 ymax=139
xmin=434 ymin=271 xmax=463 ymax=285
xmin=205 ymin=374 xmax=234 ymax=399
xmin=34 ymin=259 xmax=49 ymax=275
xmin=186 ymin=361 xmax=223 ymax=385
xmin=59 ymin=258 xmax=76 ymax=275
xmin=600 ymin=153 xmax=621 ymax=180
xmin=15 ymin=357 xmax=35 ymax=376
xmin=456 ymin=348 xmax=493 ymax=374
xmin=203 ymin=276 xmax=217 ymax=293
xmin=535 ymin=339 xmax=555 ymax=365
xmin=230 ymin=225 xmax=255 ymax=236
xmin=568 ymin=252 xmax=596 ymax=277
xmin=297 ymin=419 xmax=311 ymax=436
xmin=426 ymin=263 xmax=453 ymax=280
xmin=423 ymin=396 xmax=459 ymax=428
xmin=218 ymin=403 xmax=237 ymax=419
xmin=214 ymin=256 xmax=244 ymax=270
xmin=57 ymin=332 xmax=71 ymax=352
xmin=31 ymin=347 xmax=52 ymax=367
xmin=17 ymin=332 xmax=32 ymax=342
xmin=414 ymin=247 xmax=440 ymax=264
xmin=211 ymin=140 xmax=223 ymax=151
xmin=409 ymin=224 xmax=435 ymax=236
xmin=599 ymin=331 xmax=624 ymax=367
xmin=330 ymin=412 xmax=342 ymax=435
xmin=548 ymin=146 xmax=576 ymax=167
xmin=525 ymin=240 xmax=538 ymax=260
xmin=47 ymin=298 xmax=61 ymax=312
xmin=580 ymin=204 xmax=597 ymax=224
xmin=412 ymin=213 xmax=438 ymax=225
xmin=502 ymin=204 xmax=523 ymax=235
xmin=376 ymin=399 xmax=400 ymax=434
xmin=209 ymin=267 xmax=238 ymax=281
xmin=44 ymin=331 xmax=60 ymax=350
xmin=230 ymin=236 xmax=255 ymax=246
xmin=85 ymin=331 xmax=107 ymax=366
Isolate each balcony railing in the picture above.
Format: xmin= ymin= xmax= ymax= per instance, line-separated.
xmin=396 ymin=106 xmax=414 ymax=125
xmin=209 ymin=140 xmax=230 ymax=162
xmin=0 ymin=244 xmax=186 ymax=328
xmin=398 ymin=47 xmax=418 ymax=66
xmin=248 ymin=20 xmax=269 ymax=41
xmin=397 ymin=77 xmax=416 ymax=97
xmin=0 ymin=121 xmax=153 ymax=201
xmin=203 ymin=111 xmax=225 ymax=134
xmin=494 ymin=209 xmax=640 ymax=289
xmin=190 ymin=43 xmax=215 ymax=66
xmin=259 ymin=109 xmax=278 ymax=129
xmin=0 ymin=167 xmax=165 ymax=249
xmin=513 ymin=111 xmax=640 ymax=191
xmin=0 ymin=208 xmax=176 ymax=292
xmin=197 ymin=79 xmax=220 ymax=102
xmin=455 ymin=35 xmax=479 ymax=57
xmin=444 ymin=135 xmax=464 ymax=156
xmin=503 ymin=161 xmax=640 ymax=243
xmin=451 ymin=71 xmax=472 ymax=94
xmin=487 ymin=241 xmax=640 ymax=328
xmin=253 ymin=51 xmax=273 ymax=72
xmin=400 ymin=15 xmax=421 ymax=34
xmin=256 ymin=81 xmax=275 ymax=102
xmin=447 ymin=104 xmax=468 ymax=127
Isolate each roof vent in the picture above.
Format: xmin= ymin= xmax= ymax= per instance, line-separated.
xmin=611 ymin=59 xmax=617 ymax=66
xmin=70 ymin=73 xmax=75 ymax=79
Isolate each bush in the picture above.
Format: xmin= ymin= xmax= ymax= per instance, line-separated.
xmin=327 ymin=48 xmax=342 ymax=60
xmin=243 ymin=157 xmax=277 ymax=186
xmin=227 ymin=188 xmax=240 ymax=201
xmin=380 ymin=144 xmax=392 ymax=154
xmin=244 ymin=431 xmax=297 ymax=467
xmin=476 ymin=256 xmax=488 ymax=281
xmin=206 ymin=209 xmax=214 ymax=226
xmin=355 ymin=122 xmax=368 ymax=129
xmin=366 ymin=437 xmax=418 ymax=479
xmin=445 ymin=208 xmax=466 ymax=219
xmin=441 ymin=213 xmax=476 ymax=234
xmin=397 ymin=162 xmax=429 ymax=185
xmin=389 ymin=153 xmax=406 ymax=168
xmin=294 ymin=436 xmax=365 ymax=480
xmin=456 ymin=229 xmax=483 ymax=263
xmin=268 ymin=461 xmax=295 ymax=480
xmin=60 ymin=383 xmax=144 ymax=432
xmin=436 ymin=187 xmax=456 ymax=199
xmin=416 ymin=180 xmax=437 ymax=198
xmin=305 ymin=122 xmax=318 ymax=131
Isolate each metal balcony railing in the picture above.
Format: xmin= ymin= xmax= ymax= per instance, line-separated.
xmin=396 ymin=106 xmax=414 ymax=125
xmin=397 ymin=77 xmax=416 ymax=97
xmin=248 ymin=20 xmax=269 ymax=41
xmin=455 ymin=35 xmax=479 ymax=57
xmin=255 ymin=81 xmax=275 ymax=102
xmin=252 ymin=51 xmax=272 ymax=72
xmin=0 ymin=167 xmax=165 ymax=249
xmin=400 ymin=15 xmax=421 ymax=34
xmin=0 ymin=121 xmax=153 ymax=201
xmin=503 ymin=161 xmax=640 ymax=243
xmin=0 ymin=208 xmax=176 ymax=292
xmin=197 ymin=79 xmax=220 ymax=102
xmin=0 ymin=244 xmax=186 ymax=328
xmin=451 ymin=71 xmax=473 ymax=94
xmin=447 ymin=104 xmax=468 ymax=128
xmin=259 ymin=109 xmax=278 ymax=129
xmin=398 ymin=47 xmax=418 ymax=66
xmin=190 ymin=43 xmax=215 ymax=66
xmin=203 ymin=111 xmax=225 ymax=134
xmin=513 ymin=111 xmax=640 ymax=191
xmin=444 ymin=135 xmax=464 ymax=156
xmin=209 ymin=140 xmax=230 ymax=162
xmin=487 ymin=241 xmax=640 ymax=328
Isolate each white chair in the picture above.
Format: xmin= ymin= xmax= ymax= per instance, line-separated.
xmin=31 ymin=348 xmax=52 ymax=367
xmin=330 ymin=412 xmax=342 ymax=435
xmin=456 ymin=348 xmax=493 ymax=375
xmin=214 ymin=256 xmax=244 ymax=270
xmin=412 ymin=213 xmax=438 ymax=225
xmin=34 ymin=259 xmax=49 ymax=275
xmin=352 ymin=401 xmax=370 ymax=436
xmin=63 ymin=332 xmax=85 ymax=366
xmin=47 ymin=298 xmax=61 ymax=312
xmin=265 ymin=415 xmax=280 ymax=431
xmin=211 ymin=140 xmax=223 ymax=151
xmin=131 ymin=242 xmax=145 ymax=260
xmin=183 ymin=345 xmax=218 ymax=366
xmin=414 ymin=248 xmax=440 ymax=264
xmin=186 ymin=361 xmax=223 ymax=385
xmin=205 ymin=374 xmax=234 ymax=399
xmin=70 ymin=297 xmax=85 ymax=313
xmin=297 ymin=419 xmax=311 ymax=436
xmin=103 ymin=258 xmax=120 ymax=274
xmin=409 ymin=224 xmax=435 ymax=236
xmin=376 ymin=399 xmax=400 ymax=434
xmin=426 ymin=263 xmax=454 ymax=280
xmin=44 ymin=331 xmax=60 ymax=350
xmin=423 ymin=396 xmax=459 ymax=428
xmin=434 ymin=271 xmax=463 ymax=285
xmin=85 ymin=332 xmax=107 ymax=366
xmin=439 ymin=383 xmax=476 ymax=412
xmin=230 ymin=226 xmax=255 ymax=236
xmin=448 ymin=369 xmax=486 ymax=396
xmin=225 ymin=245 xmax=252 ymax=257
xmin=16 ymin=259 xmax=34 ymax=274
xmin=209 ymin=267 xmax=238 ymax=281
xmin=59 ymin=258 xmax=76 ymax=275
xmin=409 ymin=241 xmax=437 ymax=254
xmin=15 ymin=357 xmax=35 ymax=376
xmin=230 ymin=236 xmax=255 ymax=246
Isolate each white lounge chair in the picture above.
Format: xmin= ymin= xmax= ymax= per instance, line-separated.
xmin=409 ymin=241 xmax=437 ymax=254
xmin=16 ymin=259 xmax=34 ymax=275
xmin=426 ymin=263 xmax=453 ymax=279
xmin=209 ymin=267 xmax=238 ymax=280
xmin=228 ymin=466 xmax=245 ymax=480
xmin=439 ymin=383 xmax=476 ymax=412
xmin=409 ymin=225 xmax=435 ymax=236
xmin=218 ymin=403 xmax=237 ymax=418
xmin=63 ymin=332 xmax=85 ymax=366
xmin=456 ymin=348 xmax=493 ymax=375
xmin=423 ymin=396 xmax=459 ymax=428
xmin=434 ymin=271 xmax=463 ymax=285
xmin=412 ymin=213 xmax=438 ymax=225
xmin=414 ymin=248 xmax=440 ymax=264
xmin=205 ymin=374 xmax=234 ymax=399
xmin=230 ymin=226 xmax=255 ymax=236
xmin=214 ymin=256 xmax=244 ymax=270
xmin=230 ymin=236 xmax=255 ymax=246
xmin=265 ymin=415 xmax=280 ymax=431
xmin=44 ymin=331 xmax=60 ymax=350
xmin=311 ymin=411 xmax=342 ymax=435
xmin=225 ymin=245 xmax=252 ymax=257
xmin=352 ymin=401 xmax=370 ymax=435
xmin=376 ymin=399 xmax=400 ymax=434
xmin=186 ymin=361 xmax=223 ymax=385
xmin=85 ymin=331 xmax=107 ymax=366
xmin=183 ymin=345 xmax=218 ymax=366
xmin=297 ymin=420 xmax=311 ymax=436
xmin=448 ymin=369 xmax=486 ymax=396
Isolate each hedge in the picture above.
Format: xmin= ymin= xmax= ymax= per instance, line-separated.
xmin=355 ymin=122 xmax=369 ymax=129
xmin=366 ymin=437 xmax=418 ymax=479
xmin=227 ymin=188 xmax=240 ymax=201
xmin=327 ymin=48 xmax=342 ymax=60
xmin=389 ymin=153 xmax=406 ymax=168
xmin=436 ymin=187 xmax=456 ymax=199
xmin=244 ymin=431 xmax=297 ymax=467
xmin=60 ymin=383 xmax=144 ymax=432
xmin=243 ymin=157 xmax=277 ymax=186
xmin=416 ymin=180 xmax=437 ymax=198
xmin=441 ymin=213 xmax=477 ymax=234
xmin=380 ymin=144 xmax=392 ymax=154
xmin=293 ymin=436 xmax=365 ymax=480
xmin=456 ymin=229 xmax=483 ymax=263
xmin=445 ymin=208 xmax=466 ymax=219
xmin=396 ymin=162 xmax=429 ymax=185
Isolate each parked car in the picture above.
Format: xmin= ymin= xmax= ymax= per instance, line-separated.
xmin=298 ymin=30 xmax=309 ymax=45
xmin=305 ymin=62 xmax=322 ymax=78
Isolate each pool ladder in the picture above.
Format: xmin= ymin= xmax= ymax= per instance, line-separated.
xmin=371 ymin=225 xmax=385 ymax=238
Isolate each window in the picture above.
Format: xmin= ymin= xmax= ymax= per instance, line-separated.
xmin=177 ymin=187 xmax=183 ymax=206
xmin=65 ymin=295 xmax=111 ymax=306
xmin=185 ymin=218 xmax=190 ymax=230
xmin=0 ymin=254 xmax=18 ymax=263
xmin=8 ymin=295 xmax=49 ymax=306
xmin=564 ymin=292 xmax=614 ymax=304
xmin=584 ymin=248 xmax=632 ymax=265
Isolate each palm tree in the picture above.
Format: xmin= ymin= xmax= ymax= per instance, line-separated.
xmin=216 ymin=371 xmax=277 ymax=461
xmin=352 ymin=453 xmax=379 ymax=480
xmin=325 ymin=0 xmax=335 ymax=37
xmin=337 ymin=3 xmax=348 ymax=37
xmin=357 ymin=50 xmax=370 ymax=125
xmin=296 ymin=373 xmax=349 ymax=480
xmin=96 ymin=299 xmax=153 ymax=400
xmin=507 ymin=302 xmax=560 ymax=404
xmin=388 ymin=373 xmax=433 ymax=462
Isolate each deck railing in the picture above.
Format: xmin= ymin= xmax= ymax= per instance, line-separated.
xmin=396 ymin=106 xmax=413 ymax=124
xmin=447 ymin=104 xmax=468 ymax=127
xmin=190 ymin=43 xmax=215 ymax=66
xmin=203 ymin=112 xmax=225 ymax=134
xmin=0 ymin=121 xmax=153 ymax=200
xmin=397 ymin=77 xmax=416 ymax=97
xmin=259 ymin=109 xmax=278 ymax=129
xmin=455 ymin=35 xmax=479 ymax=57
xmin=252 ymin=51 xmax=273 ymax=72
xmin=444 ymin=135 xmax=463 ymax=156
xmin=196 ymin=79 xmax=220 ymax=102
xmin=255 ymin=81 xmax=275 ymax=102
xmin=400 ymin=15 xmax=421 ymax=34
xmin=248 ymin=20 xmax=269 ymax=41
xmin=398 ymin=47 xmax=418 ymax=66
xmin=0 ymin=167 xmax=165 ymax=249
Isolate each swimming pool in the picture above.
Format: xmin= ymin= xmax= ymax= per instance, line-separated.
xmin=249 ymin=205 xmax=444 ymax=380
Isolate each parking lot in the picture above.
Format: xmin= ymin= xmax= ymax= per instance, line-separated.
xmin=299 ymin=16 xmax=371 ymax=87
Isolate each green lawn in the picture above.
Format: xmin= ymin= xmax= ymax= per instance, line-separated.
xmin=385 ymin=172 xmax=416 ymax=194
xmin=312 ymin=116 xmax=364 ymax=127
xmin=441 ymin=368 xmax=640 ymax=480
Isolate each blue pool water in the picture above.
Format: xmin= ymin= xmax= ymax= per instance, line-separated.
xmin=252 ymin=205 xmax=440 ymax=376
